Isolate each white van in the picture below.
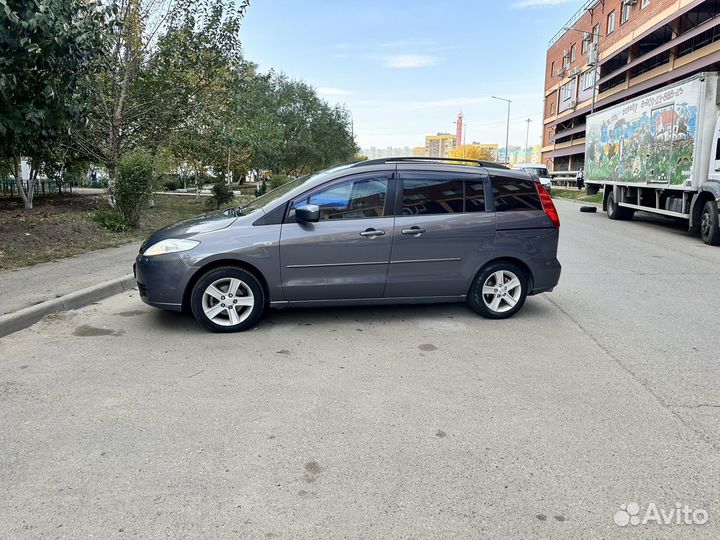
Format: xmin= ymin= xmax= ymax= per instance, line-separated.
xmin=513 ymin=164 xmax=552 ymax=193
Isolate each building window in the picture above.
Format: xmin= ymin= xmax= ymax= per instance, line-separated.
xmin=581 ymin=70 xmax=594 ymax=90
xmin=551 ymin=60 xmax=555 ymax=78
xmin=550 ymin=101 xmax=556 ymax=115
xmin=641 ymin=0 xmax=650 ymax=8
xmin=621 ymin=3 xmax=631 ymax=24
xmin=560 ymin=80 xmax=575 ymax=102
xmin=607 ymin=11 xmax=616 ymax=35
xmin=562 ymin=49 xmax=570 ymax=68
xmin=592 ymin=24 xmax=600 ymax=43
xmin=570 ymin=43 xmax=576 ymax=63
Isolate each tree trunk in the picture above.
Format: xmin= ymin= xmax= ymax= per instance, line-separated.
xmin=14 ymin=157 xmax=33 ymax=210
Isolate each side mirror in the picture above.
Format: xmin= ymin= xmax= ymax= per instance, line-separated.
xmin=295 ymin=204 xmax=320 ymax=223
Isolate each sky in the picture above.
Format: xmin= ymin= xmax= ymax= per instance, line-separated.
xmin=240 ymin=0 xmax=583 ymax=151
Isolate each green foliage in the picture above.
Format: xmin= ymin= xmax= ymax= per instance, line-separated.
xmin=0 ymin=0 xmax=115 ymax=207
xmin=163 ymin=179 xmax=180 ymax=192
xmin=269 ymin=174 xmax=292 ymax=191
xmin=2 ymin=0 xmax=358 ymax=210
xmin=111 ymin=150 xmax=155 ymax=228
xmin=90 ymin=207 xmax=129 ymax=233
xmin=207 ymin=182 xmax=235 ymax=210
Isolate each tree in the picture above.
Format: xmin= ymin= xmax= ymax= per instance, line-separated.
xmin=449 ymin=145 xmax=495 ymax=162
xmin=76 ymin=0 xmax=250 ymax=181
xmin=0 ymin=0 xmax=115 ymax=209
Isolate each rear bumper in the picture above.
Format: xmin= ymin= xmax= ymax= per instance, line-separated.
xmin=530 ymin=257 xmax=561 ymax=295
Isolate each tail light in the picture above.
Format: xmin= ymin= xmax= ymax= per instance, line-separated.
xmin=536 ymin=182 xmax=560 ymax=229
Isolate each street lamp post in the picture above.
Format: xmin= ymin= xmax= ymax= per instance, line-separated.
xmin=491 ymin=96 xmax=511 ymax=165
xmin=524 ymin=118 xmax=532 ymax=163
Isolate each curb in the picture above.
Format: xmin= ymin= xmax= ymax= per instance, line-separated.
xmin=0 ymin=274 xmax=136 ymax=338
xmin=552 ymin=195 xmax=603 ymax=208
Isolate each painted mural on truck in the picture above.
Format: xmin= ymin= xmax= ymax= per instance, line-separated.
xmin=585 ymin=81 xmax=699 ymax=186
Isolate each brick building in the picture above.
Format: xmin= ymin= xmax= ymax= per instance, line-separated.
xmin=542 ymin=0 xmax=720 ymax=172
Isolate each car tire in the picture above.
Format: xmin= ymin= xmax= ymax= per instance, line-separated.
xmin=467 ymin=262 xmax=528 ymax=319
xmin=700 ymin=200 xmax=720 ymax=246
xmin=607 ymin=192 xmax=635 ymax=220
xmin=580 ymin=205 xmax=597 ymax=213
xmin=190 ymin=266 xmax=265 ymax=332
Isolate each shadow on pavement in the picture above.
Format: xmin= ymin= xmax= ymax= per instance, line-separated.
xmin=145 ymin=297 xmax=555 ymax=334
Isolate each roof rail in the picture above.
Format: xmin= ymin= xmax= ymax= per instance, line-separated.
xmin=355 ymin=157 xmax=509 ymax=170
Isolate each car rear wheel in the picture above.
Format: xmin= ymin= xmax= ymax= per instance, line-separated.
xmin=190 ymin=267 xmax=265 ymax=332
xmin=700 ymin=200 xmax=720 ymax=245
xmin=467 ymin=262 xmax=528 ymax=319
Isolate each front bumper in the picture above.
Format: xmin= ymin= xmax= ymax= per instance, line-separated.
xmin=134 ymin=254 xmax=190 ymax=312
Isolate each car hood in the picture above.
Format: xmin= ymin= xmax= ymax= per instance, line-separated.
xmin=141 ymin=211 xmax=238 ymax=251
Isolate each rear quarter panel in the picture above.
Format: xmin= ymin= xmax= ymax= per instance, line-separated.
xmin=492 ymin=211 xmax=560 ymax=293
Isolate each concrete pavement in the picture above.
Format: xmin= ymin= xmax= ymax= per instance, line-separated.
xmin=1 ymin=200 xmax=719 ymax=539
xmin=0 ymin=243 xmax=139 ymax=316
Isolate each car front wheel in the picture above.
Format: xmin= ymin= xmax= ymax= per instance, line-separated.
xmin=467 ymin=262 xmax=528 ymax=319
xmin=190 ymin=266 xmax=265 ymax=332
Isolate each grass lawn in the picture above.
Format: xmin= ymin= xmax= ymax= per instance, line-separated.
xmin=551 ymin=187 xmax=604 ymax=204
xmin=0 ymin=193 xmax=251 ymax=270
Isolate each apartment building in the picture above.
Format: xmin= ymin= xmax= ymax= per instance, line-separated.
xmin=425 ymin=133 xmax=457 ymax=158
xmin=542 ymin=0 xmax=720 ymax=171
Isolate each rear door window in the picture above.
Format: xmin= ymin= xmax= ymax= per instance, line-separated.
xmin=401 ymin=177 xmax=464 ymax=215
xmin=491 ymin=175 xmax=542 ymax=212
xmin=465 ymin=180 xmax=486 ymax=212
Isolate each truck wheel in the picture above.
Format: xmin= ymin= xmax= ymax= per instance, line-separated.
xmin=700 ymin=200 xmax=720 ymax=246
xmin=607 ymin=192 xmax=635 ymax=221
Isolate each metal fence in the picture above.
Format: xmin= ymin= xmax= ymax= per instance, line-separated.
xmin=1 ymin=179 xmax=74 ymax=197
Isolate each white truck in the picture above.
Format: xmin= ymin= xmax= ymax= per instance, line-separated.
xmin=585 ymin=72 xmax=720 ymax=245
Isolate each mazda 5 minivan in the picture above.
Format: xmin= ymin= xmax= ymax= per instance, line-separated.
xmin=134 ymin=158 xmax=561 ymax=332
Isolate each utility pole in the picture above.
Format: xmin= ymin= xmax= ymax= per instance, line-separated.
xmin=525 ymin=118 xmax=532 ymax=163
xmin=491 ymin=96 xmax=512 ymax=165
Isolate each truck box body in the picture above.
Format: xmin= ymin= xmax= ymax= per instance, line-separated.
xmin=585 ymin=72 xmax=719 ymax=193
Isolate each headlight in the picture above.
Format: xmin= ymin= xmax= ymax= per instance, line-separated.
xmin=142 ymin=239 xmax=200 ymax=257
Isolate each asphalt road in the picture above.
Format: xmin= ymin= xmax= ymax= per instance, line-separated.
xmin=1 ymin=199 xmax=720 ymax=539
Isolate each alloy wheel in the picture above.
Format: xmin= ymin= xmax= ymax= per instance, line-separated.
xmin=481 ymin=270 xmax=522 ymax=314
xmin=201 ymin=277 xmax=254 ymax=327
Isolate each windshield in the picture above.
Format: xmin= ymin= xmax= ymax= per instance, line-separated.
xmin=231 ymin=164 xmax=356 ymax=216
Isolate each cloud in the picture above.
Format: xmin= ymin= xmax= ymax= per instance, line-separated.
xmin=512 ymin=0 xmax=574 ymax=7
xmin=385 ymin=55 xmax=437 ymax=69
xmin=317 ymin=87 xmax=352 ymax=97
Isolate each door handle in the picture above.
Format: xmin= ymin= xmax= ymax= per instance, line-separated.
xmin=360 ymin=228 xmax=385 ymax=237
xmin=402 ymin=226 xmax=426 ymax=235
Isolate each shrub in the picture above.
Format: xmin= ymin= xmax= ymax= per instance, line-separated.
xmin=163 ymin=179 xmax=179 ymax=191
xmin=269 ymin=174 xmax=292 ymax=191
xmin=207 ymin=181 xmax=235 ymax=210
xmin=111 ymin=150 xmax=154 ymax=228
xmin=90 ymin=206 xmax=129 ymax=232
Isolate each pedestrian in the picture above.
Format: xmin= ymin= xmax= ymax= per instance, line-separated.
xmin=576 ymin=167 xmax=585 ymax=190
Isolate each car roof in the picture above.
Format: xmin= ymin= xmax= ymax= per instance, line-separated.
xmin=354 ymin=157 xmax=509 ymax=171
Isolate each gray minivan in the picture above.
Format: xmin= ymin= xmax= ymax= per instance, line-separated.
xmin=134 ymin=158 xmax=561 ymax=332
